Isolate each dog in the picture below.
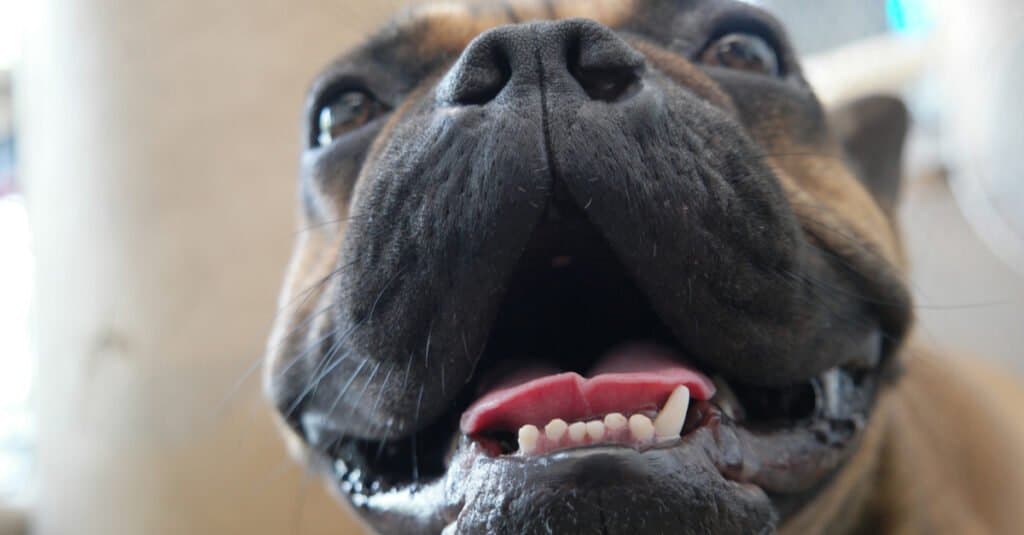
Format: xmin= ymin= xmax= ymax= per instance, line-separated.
xmin=263 ymin=0 xmax=1024 ymax=533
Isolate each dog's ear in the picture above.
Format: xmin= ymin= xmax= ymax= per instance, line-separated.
xmin=829 ymin=95 xmax=909 ymax=216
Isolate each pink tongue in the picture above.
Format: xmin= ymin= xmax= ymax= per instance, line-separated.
xmin=460 ymin=344 xmax=715 ymax=435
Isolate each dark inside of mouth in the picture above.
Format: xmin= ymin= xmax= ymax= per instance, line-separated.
xmin=477 ymin=209 xmax=679 ymax=383
xmin=329 ymin=209 xmax=845 ymax=491
xmin=474 ymin=210 xmax=821 ymax=428
xmin=329 ymin=407 xmax=459 ymax=491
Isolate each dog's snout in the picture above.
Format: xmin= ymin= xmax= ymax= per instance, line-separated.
xmin=441 ymin=19 xmax=644 ymax=105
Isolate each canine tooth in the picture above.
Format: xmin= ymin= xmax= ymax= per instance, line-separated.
xmin=518 ymin=425 xmax=540 ymax=455
xmin=628 ymin=414 xmax=654 ymax=442
xmin=654 ymin=386 xmax=690 ymax=441
xmin=545 ymin=418 xmax=568 ymax=442
xmin=585 ymin=420 xmax=606 ymax=441
xmin=604 ymin=412 xmax=627 ymax=431
xmin=568 ymin=422 xmax=588 ymax=443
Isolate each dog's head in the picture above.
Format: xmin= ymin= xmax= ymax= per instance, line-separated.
xmin=265 ymin=0 xmax=913 ymax=532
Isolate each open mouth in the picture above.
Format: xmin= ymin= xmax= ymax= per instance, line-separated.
xmin=317 ymin=203 xmax=883 ymax=528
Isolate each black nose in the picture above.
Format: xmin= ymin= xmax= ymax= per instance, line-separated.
xmin=440 ymin=19 xmax=645 ymax=105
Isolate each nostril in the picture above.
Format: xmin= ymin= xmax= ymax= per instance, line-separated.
xmin=442 ymin=45 xmax=512 ymax=106
xmin=571 ymin=65 xmax=641 ymax=102
xmin=567 ymin=23 xmax=645 ymax=103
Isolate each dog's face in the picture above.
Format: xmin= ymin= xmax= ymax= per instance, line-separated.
xmin=265 ymin=0 xmax=913 ymax=532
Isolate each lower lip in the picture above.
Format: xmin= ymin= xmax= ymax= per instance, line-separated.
xmin=337 ymin=403 xmax=726 ymax=514
xmin=332 ymin=389 xmax=869 ymax=534
xmin=339 ymin=405 xmax=775 ymax=534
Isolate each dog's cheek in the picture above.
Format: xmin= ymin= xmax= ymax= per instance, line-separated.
xmin=627 ymin=38 xmax=738 ymax=113
xmin=263 ymin=230 xmax=346 ymax=412
xmin=712 ymin=70 xmax=903 ymax=270
xmin=301 ymin=124 xmax=381 ymax=222
xmin=308 ymin=94 xmax=553 ymax=437
xmin=779 ymin=396 xmax=895 ymax=534
xmin=769 ymin=154 xmax=902 ymax=269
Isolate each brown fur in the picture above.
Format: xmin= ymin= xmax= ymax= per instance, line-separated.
xmin=783 ymin=346 xmax=1024 ymax=534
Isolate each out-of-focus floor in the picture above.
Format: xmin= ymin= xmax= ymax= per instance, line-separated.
xmin=901 ymin=174 xmax=1024 ymax=372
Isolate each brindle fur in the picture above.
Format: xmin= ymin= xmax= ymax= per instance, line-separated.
xmin=265 ymin=1 xmax=1024 ymax=533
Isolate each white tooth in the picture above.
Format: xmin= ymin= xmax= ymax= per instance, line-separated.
xmin=654 ymin=385 xmax=690 ymax=441
xmin=545 ymin=418 xmax=568 ymax=442
xmin=568 ymin=421 xmax=588 ymax=443
xmin=628 ymin=414 xmax=655 ymax=442
xmin=604 ymin=412 xmax=627 ymax=432
xmin=518 ymin=425 xmax=540 ymax=455
xmin=586 ymin=420 xmax=606 ymax=441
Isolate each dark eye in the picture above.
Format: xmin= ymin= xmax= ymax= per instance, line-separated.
xmin=699 ymin=33 xmax=780 ymax=76
xmin=315 ymin=90 xmax=386 ymax=147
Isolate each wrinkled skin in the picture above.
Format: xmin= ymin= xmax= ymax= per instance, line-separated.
xmin=264 ymin=1 xmax=915 ymax=533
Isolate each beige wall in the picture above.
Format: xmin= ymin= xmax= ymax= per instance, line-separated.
xmin=17 ymin=1 xmax=415 ymax=533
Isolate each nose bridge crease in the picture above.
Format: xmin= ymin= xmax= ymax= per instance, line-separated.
xmin=534 ymin=28 xmax=561 ymax=206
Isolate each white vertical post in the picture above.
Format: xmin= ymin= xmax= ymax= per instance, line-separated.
xmin=17 ymin=1 xmax=406 ymax=533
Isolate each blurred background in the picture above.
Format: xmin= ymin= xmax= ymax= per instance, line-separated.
xmin=0 ymin=0 xmax=1021 ymax=533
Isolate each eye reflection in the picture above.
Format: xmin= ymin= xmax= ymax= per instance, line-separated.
xmin=316 ymin=90 xmax=384 ymax=147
